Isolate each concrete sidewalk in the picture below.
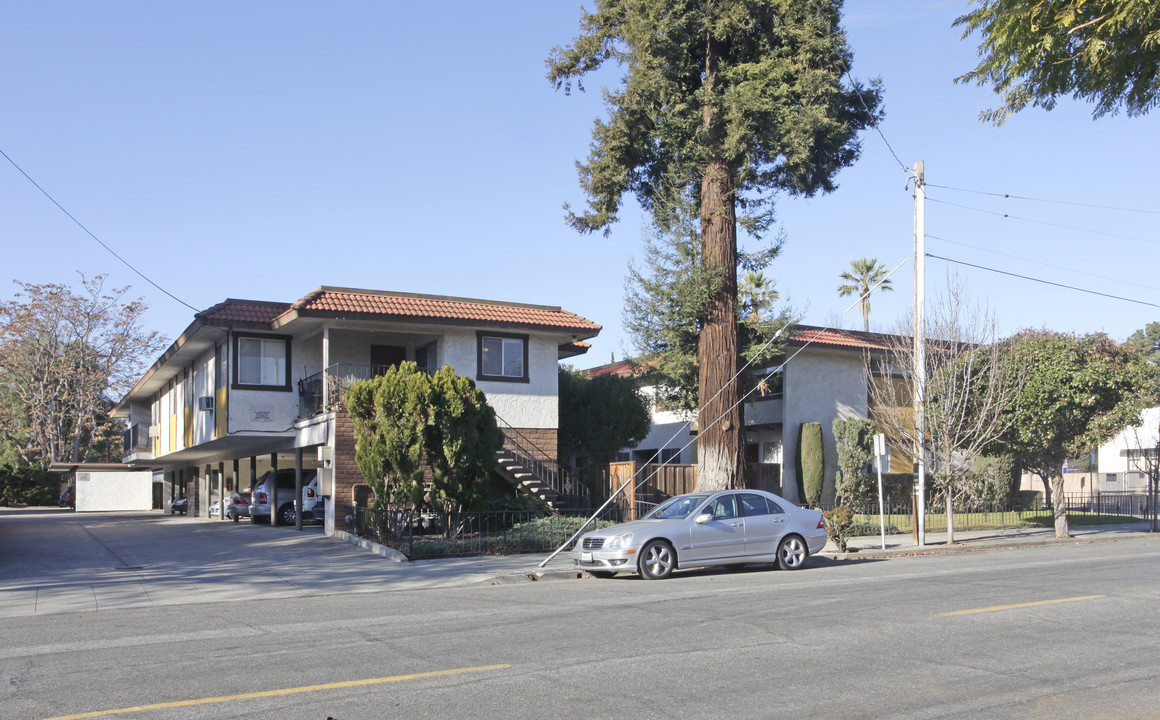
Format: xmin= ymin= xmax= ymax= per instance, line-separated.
xmin=0 ymin=509 xmax=1154 ymax=618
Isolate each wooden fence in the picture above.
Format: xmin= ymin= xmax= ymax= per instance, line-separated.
xmin=573 ymin=461 xmax=782 ymax=520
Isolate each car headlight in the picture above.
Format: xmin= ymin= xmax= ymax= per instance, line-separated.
xmin=607 ymin=532 xmax=634 ymax=550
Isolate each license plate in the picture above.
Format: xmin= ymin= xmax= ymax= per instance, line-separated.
xmin=581 ymin=552 xmax=593 ymax=563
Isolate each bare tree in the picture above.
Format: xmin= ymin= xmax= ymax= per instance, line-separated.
xmin=867 ymin=276 xmax=1027 ymax=543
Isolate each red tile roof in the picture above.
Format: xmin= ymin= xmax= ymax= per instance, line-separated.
xmin=585 ymin=359 xmax=640 ymax=378
xmin=285 ymin=287 xmax=601 ymax=335
xmin=788 ymin=325 xmax=897 ymax=352
xmin=198 ymin=299 xmax=291 ymax=326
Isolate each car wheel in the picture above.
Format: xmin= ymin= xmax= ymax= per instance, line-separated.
xmin=777 ymin=535 xmax=809 ymax=570
xmin=277 ymin=503 xmax=296 ymax=526
xmin=638 ymin=540 xmax=675 ymax=580
xmin=587 ymin=571 xmax=617 ymax=579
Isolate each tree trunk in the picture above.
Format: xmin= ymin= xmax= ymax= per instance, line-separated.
xmin=1040 ymin=473 xmax=1052 ymax=506
xmin=695 ymin=158 xmax=741 ymax=492
xmin=1050 ymin=474 xmax=1070 ymax=538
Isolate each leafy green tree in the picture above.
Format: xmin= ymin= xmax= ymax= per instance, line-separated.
xmin=837 ymin=258 xmax=893 ymax=332
xmin=833 ymin=416 xmax=876 ymax=506
xmin=0 ymin=465 xmax=58 ymax=506
xmin=549 ymin=0 xmax=881 ymax=491
xmin=994 ymin=330 xmax=1160 ymax=537
xmin=427 ymin=366 xmax=505 ymax=514
xmin=1127 ymin=321 xmax=1160 ymax=395
xmin=346 ymin=362 xmax=433 ymax=510
xmin=558 ymin=366 xmax=652 ymax=466
xmin=955 ymin=1 xmax=1160 ymax=124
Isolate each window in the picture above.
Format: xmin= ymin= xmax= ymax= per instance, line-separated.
xmin=740 ymin=493 xmax=784 ymax=516
xmin=477 ymin=332 xmax=528 ymax=382
xmin=233 ymin=334 xmax=291 ymax=390
xmin=415 ymin=342 xmax=438 ymax=375
xmin=706 ymin=495 xmax=737 ymax=520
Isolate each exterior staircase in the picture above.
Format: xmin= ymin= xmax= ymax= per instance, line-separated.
xmin=492 ymin=419 xmax=589 ymax=514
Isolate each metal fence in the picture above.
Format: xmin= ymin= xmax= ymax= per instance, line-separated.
xmin=345 ymin=501 xmax=648 ymax=560
xmin=817 ymin=491 xmax=1153 ymax=535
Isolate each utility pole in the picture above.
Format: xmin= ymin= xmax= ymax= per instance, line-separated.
xmin=913 ymin=161 xmax=927 ymax=547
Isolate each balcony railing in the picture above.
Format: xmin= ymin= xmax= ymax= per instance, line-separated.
xmin=122 ymin=422 xmax=151 ymax=455
xmin=298 ymin=363 xmax=400 ymax=417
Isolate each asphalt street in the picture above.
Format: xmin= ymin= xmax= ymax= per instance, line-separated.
xmin=2 ymin=509 xmax=1158 ymax=720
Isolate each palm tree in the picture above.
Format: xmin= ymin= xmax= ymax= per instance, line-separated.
xmin=838 ymin=258 xmax=893 ymax=332
xmin=738 ymin=271 xmax=778 ymax=324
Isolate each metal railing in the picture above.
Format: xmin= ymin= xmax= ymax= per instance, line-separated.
xmin=343 ymin=504 xmax=631 ymax=559
xmin=298 ymin=363 xmax=400 ymax=417
xmin=122 ymin=422 xmax=151 ymax=455
xmin=815 ymin=491 xmax=1153 ymax=535
xmin=494 ymin=414 xmax=590 ymax=509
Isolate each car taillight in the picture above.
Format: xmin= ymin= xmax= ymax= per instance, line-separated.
xmin=307 ymin=488 xmax=315 ymax=499
xmin=256 ymin=492 xmax=267 ymax=504
xmin=817 ymin=516 xmax=825 ymax=529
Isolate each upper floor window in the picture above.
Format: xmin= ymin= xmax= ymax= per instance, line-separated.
xmin=233 ymin=334 xmax=291 ymax=391
xmin=477 ymin=332 xmax=528 ymax=383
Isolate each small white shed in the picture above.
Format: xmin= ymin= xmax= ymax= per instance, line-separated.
xmin=50 ymin=463 xmax=156 ymax=512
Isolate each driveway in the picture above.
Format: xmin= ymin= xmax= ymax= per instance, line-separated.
xmin=0 ymin=509 xmax=570 ymax=617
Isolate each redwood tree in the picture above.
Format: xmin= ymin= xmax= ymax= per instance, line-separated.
xmin=549 ymin=0 xmax=881 ymax=490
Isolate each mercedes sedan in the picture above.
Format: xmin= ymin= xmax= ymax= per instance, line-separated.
xmin=572 ymin=489 xmax=827 ymax=580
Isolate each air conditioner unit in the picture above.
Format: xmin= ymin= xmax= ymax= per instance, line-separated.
xmin=197 ymin=396 xmax=215 ymax=411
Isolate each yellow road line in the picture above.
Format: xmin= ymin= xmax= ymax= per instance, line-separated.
xmin=42 ymin=663 xmax=512 ymax=720
xmin=937 ymin=595 xmax=1105 ymax=617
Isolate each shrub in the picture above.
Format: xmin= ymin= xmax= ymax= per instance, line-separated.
xmin=823 ymin=505 xmax=855 ymax=552
xmin=798 ymin=422 xmax=824 ymax=506
xmin=833 ymin=417 xmax=875 ymax=506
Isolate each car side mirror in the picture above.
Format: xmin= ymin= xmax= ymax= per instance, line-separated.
xmin=694 ymin=513 xmax=712 ymax=524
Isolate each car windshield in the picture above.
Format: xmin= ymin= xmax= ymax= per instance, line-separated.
xmin=643 ymin=494 xmax=711 ymax=520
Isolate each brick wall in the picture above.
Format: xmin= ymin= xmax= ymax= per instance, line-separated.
xmin=506 ymin=428 xmax=559 ymax=466
xmin=332 ymin=409 xmax=373 ymax=511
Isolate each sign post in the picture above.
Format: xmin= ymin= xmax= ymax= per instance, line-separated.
xmin=874 ymin=433 xmax=887 ymax=550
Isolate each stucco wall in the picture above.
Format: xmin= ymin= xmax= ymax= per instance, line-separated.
xmin=443 ymin=329 xmax=558 ymax=429
xmin=781 ymin=348 xmax=868 ymax=504
xmin=75 ymin=470 xmax=154 ymax=512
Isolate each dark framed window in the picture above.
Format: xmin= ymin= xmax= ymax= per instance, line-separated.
xmin=477 ymin=332 xmax=528 ymax=383
xmin=232 ymin=333 xmax=292 ymax=391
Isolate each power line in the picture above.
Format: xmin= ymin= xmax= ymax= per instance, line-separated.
xmin=927 ymin=196 xmax=1160 ymax=247
xmin=925 ymin=183 xmax=1160 ymax=215
xmin=926 ymin=253 xmax=1160 ymax=309
xmin=926 ymin=233 xmax=1160 ymax=294
xmin=0 ymin=146 xmax=200 ymax=313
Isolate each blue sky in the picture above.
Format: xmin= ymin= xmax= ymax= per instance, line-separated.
xmin=2 ymin=1 xmax=1157 ymax=371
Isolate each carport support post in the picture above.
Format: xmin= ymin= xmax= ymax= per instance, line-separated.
xmin=218 ymin=462 xmax=225 ymax=521
xmin=295 ymin=448 xmax=303 ymax=531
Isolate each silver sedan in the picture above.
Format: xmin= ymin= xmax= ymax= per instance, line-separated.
xmin=572 ymin=489 xmax=827 ymax=579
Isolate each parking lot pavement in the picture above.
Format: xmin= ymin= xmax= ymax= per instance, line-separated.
xmin=0 ymin=508 xmax=1153 ymax=617
xmin=0 ymin=509 xmax=584 ymax=618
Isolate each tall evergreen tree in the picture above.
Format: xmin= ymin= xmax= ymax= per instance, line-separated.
xmin=549 ymin=0 xmax=881 ymax=490
xmin=624 ymin=200 xmax=792 ymax=416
